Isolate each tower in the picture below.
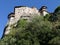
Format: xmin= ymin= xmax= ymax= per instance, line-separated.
xmin=3 ymin=13 xmax=15 ymax=37
xmin=39 ymin=6 xmax=49 ymax=16
xmin=8 ymin=13 xmax=15 ymax=25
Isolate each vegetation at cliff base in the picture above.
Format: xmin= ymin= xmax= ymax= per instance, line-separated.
xmin=0 ymin=6 xmax=60 ymax=45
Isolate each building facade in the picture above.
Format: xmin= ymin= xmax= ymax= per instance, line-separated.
xmin=2 ymin=6 xmax=49 ymax=38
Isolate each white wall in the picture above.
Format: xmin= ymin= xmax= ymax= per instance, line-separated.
xmin=43 ymin=11 xmax=48 ymax=16
xmin=15 ymin=7 xmax=40 ymax=22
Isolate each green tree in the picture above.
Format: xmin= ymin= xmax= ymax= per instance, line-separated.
xmin=54 ymin=6 xmax=60 ymax=21
xmin=0 ymin=15 xmax=60 ymax=45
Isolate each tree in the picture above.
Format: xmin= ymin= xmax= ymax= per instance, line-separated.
xmin=0 ymin=15 xmax=60 ymax=45
xmin=49 ymin=36 xmax=60 ymax=45
xmin=54 ymin=6 xmax=60 ymax=21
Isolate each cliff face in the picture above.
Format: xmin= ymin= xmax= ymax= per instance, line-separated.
xmin=3 ymin=6 xmax=49 ymax=37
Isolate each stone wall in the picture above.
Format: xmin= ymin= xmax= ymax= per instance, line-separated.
xmin=15 ymin=7 xmax=40 ymax=22
xmin=3 ymin=6 xmax=49 ymax=37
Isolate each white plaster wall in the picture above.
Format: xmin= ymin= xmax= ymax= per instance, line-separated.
xmin=9 ymin=17 xmax=15 ymax=25
xmin=5 ymin=26 xmax=10 ymax=35
xmin=43 ymin=11 xmax=48 ymax=16
xmin=15 ymin=7 xmax=40 ymax=22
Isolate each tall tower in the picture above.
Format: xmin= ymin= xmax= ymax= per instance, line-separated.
xmin=2 ymin=13 xmax=15 ymax=38
xmin=8 ymin=13 xmax=15 ymax=25
xmin=39 ymin=6 xmax=49 ymax=16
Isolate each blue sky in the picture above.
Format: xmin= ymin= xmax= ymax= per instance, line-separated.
xmin=0 ymin=0 xmax=60 ymax=38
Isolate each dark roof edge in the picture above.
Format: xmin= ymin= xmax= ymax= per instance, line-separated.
xmin=8 ymin=13 xmax=14 ymax=16
xmin=8 ymin=13 xmax=15 ymax=18
xmin=14 ymin=6 xmax=26 ymax=8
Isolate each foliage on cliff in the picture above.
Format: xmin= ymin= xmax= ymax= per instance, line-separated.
xmin=0 ymin=6 xmax=60 ymax=45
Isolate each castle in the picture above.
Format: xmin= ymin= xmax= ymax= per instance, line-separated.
xmin=2 ymin=6 xmax=49 ymax=37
